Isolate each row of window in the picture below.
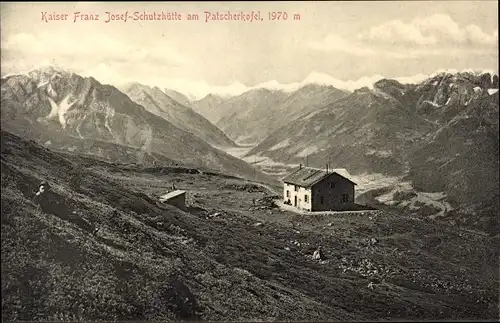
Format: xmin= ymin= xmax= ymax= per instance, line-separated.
xmin=285 ymin=191 xmax=349 ymax=203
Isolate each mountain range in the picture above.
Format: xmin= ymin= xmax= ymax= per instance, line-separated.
xmin=1 ymin=64 xmax=499 ymax=321
xmin=246 ymin=72 xmax=499 ymax=229
xmin=192 ymin=84 xmax=349 ymax=145
xmin=0 ymin=66 xmax=271 ymax=184
xmin=119 ymin=83 xmax=235 ymax=147
xmin=1 ymin=65 xmax=497 ymax=231
xmin=163 ymin=88 xmax=192 ymax=107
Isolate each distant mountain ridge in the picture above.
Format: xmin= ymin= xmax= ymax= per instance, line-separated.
xmin=0 ymin=66 xmax=272 ymax=183
xmin=138 ymin=69 xmax=498 ymax=101
xmin=214 ymin=88 xmax=290 ymax=145
xmin=190 ymin=93 xmax=229 ymax=124
xmin=163 ymin=88 xmax=192 ymax=106
xmin=191 ymin=84 xmax=349 ymax=145
xmin=119 ymin=82 xmax=236 ymax=147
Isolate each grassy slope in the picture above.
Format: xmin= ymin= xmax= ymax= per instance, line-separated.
xmin=1 ymin=131 xmax=498 ymax=321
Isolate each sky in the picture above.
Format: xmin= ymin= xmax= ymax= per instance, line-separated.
xmin=1 ymin=1 xmax=498 ymax=99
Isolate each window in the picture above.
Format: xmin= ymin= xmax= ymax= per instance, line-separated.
xmin=294 ymin=185 xmax=298 ymax=192
xmin=320 ymin=196 xmax=324 ymax=204
xmin=342 ymin=193 xmax=349 ymax=203
xmin=304 ymin=195 xmax=308 ymax=203
xmin=330 ymin=183 xmax=335 ymax=188
xmin=286 ymin=190 xmax=290 ymax=197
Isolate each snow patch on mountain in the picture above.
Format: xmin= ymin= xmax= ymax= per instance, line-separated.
xmin=366 ymin=149 xmax=392 ymax=158
xmin=47 ymin=83 xmax=57 ymax=98
xmin=270 ymin=139 xmax=290 ymax=151
xmin=37 ymin=80 xmax=49 ymax=89
xmin=46 ymin=94 xmax=77 ymax=129
xmin=104 ymin=106 xmax=115 ymax=135
xmin=76 ymin=116 xmax=86 ymax=139
xmin=296 ymin=145 xmax=320 ymax=157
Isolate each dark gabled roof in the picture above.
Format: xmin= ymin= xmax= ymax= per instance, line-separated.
xmin=282 ymin=167 xmax=357 ymax=187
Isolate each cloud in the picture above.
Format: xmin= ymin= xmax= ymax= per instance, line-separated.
xmin=308 ymin=34 xmax=379 ymax=57
xmin=79 ymin=63 xmax=125 ymax=83
xmin=308 ymin=34 xmax=497 ymax=59
xmin=2 ymin=31 xmax=188 ymax=67
xmin=358 ymin=20 xmax=437 ymax=45
xmin=307 ymin=35 xmax=424 ymax=59
xmin=358 ymin=14 xmax=498 ymax=46
xmin=309 ymin=14 xmax=497 ymax=59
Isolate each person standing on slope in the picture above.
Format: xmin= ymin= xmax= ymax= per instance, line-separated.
xmin=33 ymin=180 xmax=99 ymax=235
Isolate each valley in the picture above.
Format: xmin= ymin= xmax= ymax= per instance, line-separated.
xmin=211 ymin=71 xmax=499 ymax=235
xmin=2 ymin=2 xmax=498 ymax=321
xmin=1 ymin=66 xmax=498 ymax=322
xmin=215 ymin=144 xmax=298 ymax=178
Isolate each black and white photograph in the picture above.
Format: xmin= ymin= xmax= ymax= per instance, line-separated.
xmin=1 ymin=1 xmax=498 ymax=321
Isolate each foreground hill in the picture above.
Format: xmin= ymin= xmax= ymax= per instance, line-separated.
xmin=0 ymin=66 xmax=268 ymax=183
xmin=120 ymin=83 xmax=235 ymax=147
xmin=1 ymin=131 xmax=498 ymax=321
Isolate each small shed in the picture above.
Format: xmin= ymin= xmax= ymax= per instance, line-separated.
xmin=160 ymin=190 xmax=187 ymax=210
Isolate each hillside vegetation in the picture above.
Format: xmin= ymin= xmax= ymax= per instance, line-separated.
xmin=1 ymin=131 xmax=498 ymax=321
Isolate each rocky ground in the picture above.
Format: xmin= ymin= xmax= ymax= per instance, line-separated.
xmin=1 ymin=131 xmax=499 ymax=321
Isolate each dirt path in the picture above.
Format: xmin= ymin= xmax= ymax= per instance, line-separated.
xmin=251 ymin=182 xmax=281 ymax=195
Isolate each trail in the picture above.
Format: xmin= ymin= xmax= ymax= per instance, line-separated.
xmin=250 ymin=181 xmax=281 ymax=195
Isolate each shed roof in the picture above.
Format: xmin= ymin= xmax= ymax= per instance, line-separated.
xmin=282 ymin=167 xmax=356 ymax=187
xmin=159 ymin=190 xmax=186 ymax=201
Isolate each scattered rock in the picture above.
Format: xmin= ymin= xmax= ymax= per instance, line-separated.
xmin=207 ymin=212 xmax=222 ymax=219
xmin=253 ymin=222 xmax=263 ymax=227
xmin=312 ymin=247 xmax=325 ymax=260
xmin=255 ymin=196 xmax=280 ymax=209
xmin=393 ymin=190 xmax=418 ymax=201
xmin=223 ymin=183 xmax=264 ymax=193
xmin=181 ymin=238 xmax=194 ymax=245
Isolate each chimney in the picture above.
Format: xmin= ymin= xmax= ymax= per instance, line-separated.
xmin=300 ymin=163 xmax=302 ymax=169
xmin=326 ymin=164 xmax=328 ymax=173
